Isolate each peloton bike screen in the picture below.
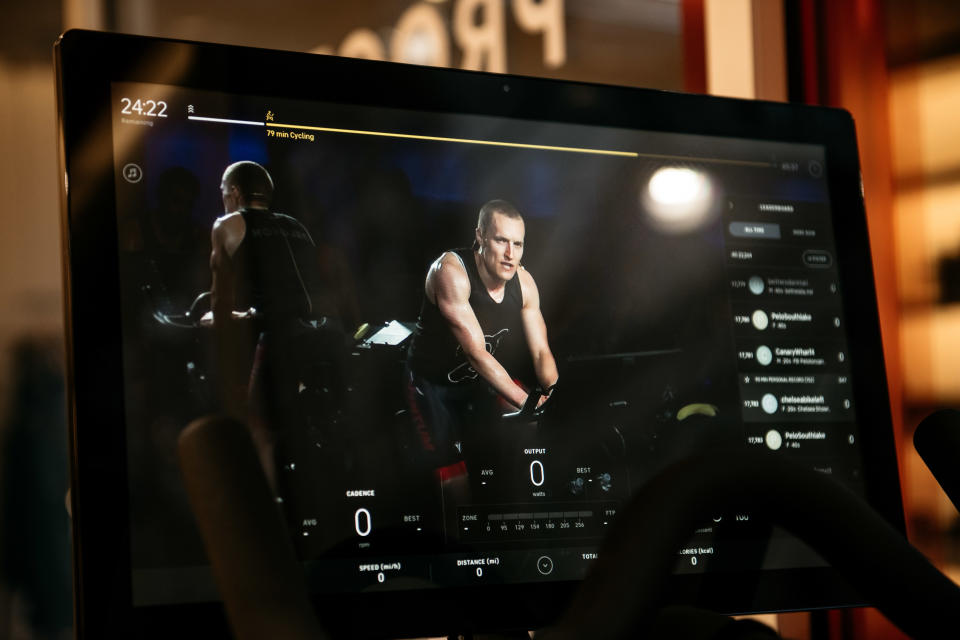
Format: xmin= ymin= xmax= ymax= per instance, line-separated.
xmin=57 ymin=31 xmax=903 ymax=639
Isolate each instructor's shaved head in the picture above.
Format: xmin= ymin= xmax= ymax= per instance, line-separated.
xmin=221 ymin=161 xmax=274 ymax=204
xmin=477 ymin=199 xmax=522 ymax=237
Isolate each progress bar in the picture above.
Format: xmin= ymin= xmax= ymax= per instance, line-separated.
xmin=188 ymin=115 xmax=264 ymax=126
xmin=634 ymin=152 xmax=773 ymax=168
xmin=190 ymin=114 xmax=776 ymax=167
xmin=267 ymin=122 xmax=637 ymax=158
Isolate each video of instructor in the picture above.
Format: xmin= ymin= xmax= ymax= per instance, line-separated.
xmin=112 ymin=82 xmax=857 ymax=598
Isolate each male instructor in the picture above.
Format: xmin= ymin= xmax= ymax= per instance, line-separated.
xmin=209 ymin=160 xmax=342 ymax=491
xmin=406 ymin=199 xmax=558 ymax=482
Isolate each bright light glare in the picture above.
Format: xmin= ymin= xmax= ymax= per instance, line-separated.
xmin=649 ymin=168 xmax=704 ymax=205
xmin=643 ymin=167 xmax=714 ymax=233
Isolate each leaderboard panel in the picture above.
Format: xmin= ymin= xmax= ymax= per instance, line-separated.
xmin=724 ymin=193 xmax=860 ymax=485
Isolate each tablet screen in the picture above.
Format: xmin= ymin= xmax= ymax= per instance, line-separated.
xmin=111 ymin=80 xmax=860 ymax=604
xmin=57 ymin=30 xmax=902 ymax=638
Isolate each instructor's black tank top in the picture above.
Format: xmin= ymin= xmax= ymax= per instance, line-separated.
xmin=232 ymin=208 xmax=324 ymax=325
xmin=408 ymin=248 xmax=526 ymax=385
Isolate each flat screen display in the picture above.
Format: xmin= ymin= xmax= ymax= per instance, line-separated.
xmin=56 ymin=30 xmax=902 ymax=639
xmin=112 ymin=81 xmax=858 ymax=598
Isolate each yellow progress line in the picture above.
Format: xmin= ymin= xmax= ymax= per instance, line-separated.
xmin=266 ymin=122 xmax=638 ymax=158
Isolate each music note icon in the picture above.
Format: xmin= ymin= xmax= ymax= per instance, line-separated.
xmin=122 ymin=163 xmax=143 ymax=184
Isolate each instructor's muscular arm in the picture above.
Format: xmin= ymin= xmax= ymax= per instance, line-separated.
xmin=209 ymin=213 xmax=246 ymax=325
xmin=518 ymin=268 xmax=559 ymax=392
xmin=209 ymin=213 xmax=249 ymax=424
xmin=428 ymin=253 xmax=529 ymax=409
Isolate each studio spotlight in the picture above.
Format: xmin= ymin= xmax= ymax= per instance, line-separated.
xmin=642 ymin=166 xmax=715 ymax=233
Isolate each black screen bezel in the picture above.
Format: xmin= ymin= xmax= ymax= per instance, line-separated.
xmin=55 ymin=29 xmax=904 ymax=639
